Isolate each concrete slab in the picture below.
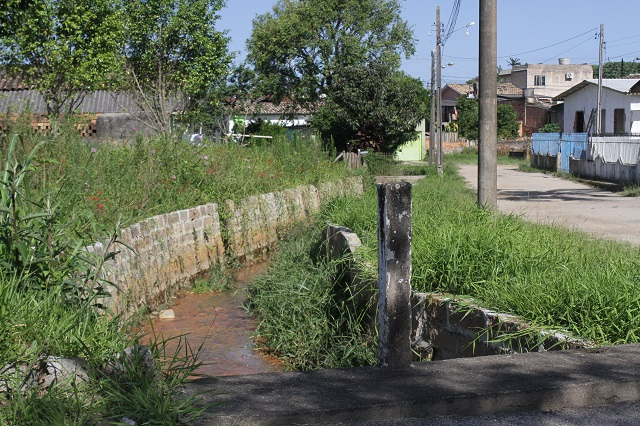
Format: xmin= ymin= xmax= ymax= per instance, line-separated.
xmin=187 ymin=344 xmax=640 ymax=425
xmin=457 ymin=164 xmax=640 ymax=245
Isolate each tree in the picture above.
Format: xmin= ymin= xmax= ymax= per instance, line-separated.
xmin=507 ymin=57 xmax=521 ymax=67
xmin=247 ymin=0 xmax=417 ymax=152
xmin=456 ymin=97 xmax=519 ymax=141
xmin=497 ymin=104 xmax=519 ymax=139
xmin=312 ymin=63 xmax=426 ymax=153
xmin=1 ymin=0 xmax=123 ymax=117
xmin=456 ymin=96 xmax=479 ymax=141
xmin=118 ymin=0 xmax=232 ymax=133
xmin=247 ymin=0 xmax=415 ymax=104
xmin=593 ymin=60 xmax=640 ymax=79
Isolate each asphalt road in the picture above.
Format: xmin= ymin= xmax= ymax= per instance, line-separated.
xmin=457 ymin=164 xmax=640 ymax=246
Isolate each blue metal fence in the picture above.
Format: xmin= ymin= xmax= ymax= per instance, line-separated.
xmin=532 ymin=133 xmax=561 ymax=156
xmin=560 ymin=133 xmax=589 ymax=172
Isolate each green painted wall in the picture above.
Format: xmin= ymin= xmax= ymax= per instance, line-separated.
xmin=395 ymin=119 xmax=426 ymax=161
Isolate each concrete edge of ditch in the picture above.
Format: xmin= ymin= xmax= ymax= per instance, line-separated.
xmin=321 ymin=224 xmax=594 ymax=362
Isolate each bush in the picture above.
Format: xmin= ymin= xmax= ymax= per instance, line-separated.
xmin=537 ymin=123 xmax=561 ymax=133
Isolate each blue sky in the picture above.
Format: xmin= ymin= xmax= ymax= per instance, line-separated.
xmin=218 ymin=1 xmax=640 ymax=85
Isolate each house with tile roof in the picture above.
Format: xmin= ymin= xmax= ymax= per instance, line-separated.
xmin=441 ymin=82 xmax=552 ymax=136
xmin=553 ymin=79 xmax=640 ymax=134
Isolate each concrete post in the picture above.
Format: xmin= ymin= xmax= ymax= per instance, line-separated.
xmin=478 ymin=0 xmax=498 ymax=209
xmin=377 ymin=182 xmax=412 ymax=368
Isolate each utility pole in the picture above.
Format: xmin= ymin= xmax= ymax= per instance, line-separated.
xmin=596 ymin=24 xmax=604 ymax=135
xmin=436 ymin=6 xmax=443 ymax=176
xmin=477 ymin=0 xmax=497 ymax=209
xmin=429 ymin=50 xmax=436 ymax=164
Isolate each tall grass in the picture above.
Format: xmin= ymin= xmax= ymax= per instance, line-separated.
xmin=247 ymin=223 xmax=377 ymax=371
xmin=1 ymin=128 xmax=354 ymax=238
xmin=323 ymin=162 xmax=640 ymax=345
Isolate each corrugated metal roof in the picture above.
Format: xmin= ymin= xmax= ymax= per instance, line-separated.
xmin=554 ymin=78 xmax=640 ymax=100
xmin=0 ymin=90 xmax=141 ymax=114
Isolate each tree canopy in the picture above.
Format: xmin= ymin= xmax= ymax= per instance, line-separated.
xmin=247 ymin=0 xmax=420 ymax=152
xmin=119 ymin=0 xmax=233 ymax=133
xmin=247 ymin=0 xmax=414 ymax=103
xmin=312 ymin=63 xmax=426 ymax=153
xmin=593 ymin=59 xmax=640 ymax=79
xmin=1 ymin=0 xmax=122 ymax=116
xmin=456 ymin=96 xmax=520 ymax=141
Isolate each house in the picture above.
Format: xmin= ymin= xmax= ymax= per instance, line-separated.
xmin=499 ymin=58 xmax=593 ymax=101
xmin=553 ymin=78 xmax=640 ymax=134
xmin=441 ymin=82 xmax=551 ymax=136
xmin=0 ymin=73 xmax=150 ymax=139
xmin=227 ymin=97 xmax=314 ymax=135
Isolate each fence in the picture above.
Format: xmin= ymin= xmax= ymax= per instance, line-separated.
xmin=531 ymin=132 xmax=640 ymax=183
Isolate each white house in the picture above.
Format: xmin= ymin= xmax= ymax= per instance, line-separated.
xmin=554 ymin=79 xmax=640 ymax=134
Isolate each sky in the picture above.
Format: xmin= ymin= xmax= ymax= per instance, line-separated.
xmin=218 ymin=0 xmax=640 ymax=86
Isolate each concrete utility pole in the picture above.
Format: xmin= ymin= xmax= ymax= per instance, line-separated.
xmin=596 ymin=24 xmax=604 ymax=135
xmin=436 ymin=6 xmax=443 ymax=176
xmin=429 ymin=50 xmax=436 ymax=164
xmin=477 ymin=0 xmax=497 ymax=210
xmin=377 ymin=182 xmax=412 ymax=368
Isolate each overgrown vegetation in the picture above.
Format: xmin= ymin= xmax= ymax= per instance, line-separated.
xmin=0 ymin=128 xmax=353 ymax=422
xmin=0 ymin=134 xmax=207 ymax=424
xmin=323 ymin=160 xmax=640 ymax=346
xmin=247 ymin=223 xmax=377 ymax=371
xmin=1 ymin=124 xmax=352 ymax=233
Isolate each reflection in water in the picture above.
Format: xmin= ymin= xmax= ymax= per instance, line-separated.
xmin=139 ymin=262 xmax=284 ymax=377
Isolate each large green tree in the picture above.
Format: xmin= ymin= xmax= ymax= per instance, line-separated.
xmin=593 ymin=60 xmax=640 ymax=79
xmin=313 ymin=63 xmax=426 ymax=153
xmin=118 ymin=0 xmax=232 ymax=133
xmin=247 ymin=0 xmax=415 ymax=103
xmin=247 ymin=0 xmax=418 ymax=152
xmin=1 ymin=0 xmax=122 ymax=116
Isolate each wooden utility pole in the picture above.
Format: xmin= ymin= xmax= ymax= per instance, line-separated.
xmin=596 ymin=24 xmax=604 ymax=135
xmin=436 ymin=6 xmax=443 ymax=176
xmin=477 ymin=0 xmax=497 ymax=209
xmin=429 ymin=50 xmax=436 ymax=164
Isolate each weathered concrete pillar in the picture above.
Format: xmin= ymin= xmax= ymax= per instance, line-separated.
xmin=377 ymin=182 xmax=412 ymax=368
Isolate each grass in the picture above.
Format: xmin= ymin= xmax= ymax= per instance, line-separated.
xmin=247 ymin=222 xmax=377 ymax=371
xmin=0 ymin=126 xmax=354 ymax=423
xmin=322 ymin=160 xmax=640 ymax=346
xmin=2 ymin=124 xmax=354 ymax=239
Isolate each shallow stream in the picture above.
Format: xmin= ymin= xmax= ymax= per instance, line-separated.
xmin=139 ymin=262 xmax=284 ymax=377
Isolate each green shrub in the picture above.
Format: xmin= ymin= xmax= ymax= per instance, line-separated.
xmin=537 ymin=123 xmax=561 ymax=133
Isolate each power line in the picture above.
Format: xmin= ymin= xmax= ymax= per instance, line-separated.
xmin=497 ymin=27 xmax=598 ymax=59
xmin=441 ymin=0 xmax=461 ymax=46
xmin=540 ymin=35 xmax=595 ymax=64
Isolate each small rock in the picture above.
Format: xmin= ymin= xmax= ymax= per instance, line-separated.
xmin=39 ymin=357 xmax=89 ymax=389
xmin=158 ymin=309 xmax=175 ymax=319
xmin=106 ymin=345 xmax=155 ymax=378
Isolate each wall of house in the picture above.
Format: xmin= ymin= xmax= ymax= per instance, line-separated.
xmin=93 ymin=177 xmax=364 ymax=319
xmin=563 ymin=85 xmax=639 ymax=134
xmin=507 ymin=64 xmax=593 ymax=99
xmin=500 ymin=100 xmax=549 ymax=136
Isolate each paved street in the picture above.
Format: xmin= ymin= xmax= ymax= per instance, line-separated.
xmin=457 ymin=164 xmax=640 ymax=246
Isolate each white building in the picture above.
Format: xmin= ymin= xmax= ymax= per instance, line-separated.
xmin=554 ymin=79 xmax=640 ymax=134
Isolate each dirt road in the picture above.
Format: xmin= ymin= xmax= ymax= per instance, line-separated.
xmin=457 ymin=164 xmax=640 ymax=246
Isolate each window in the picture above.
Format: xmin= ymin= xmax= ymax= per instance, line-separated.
xmin=534 ymin=75 xmax=546 ymax=86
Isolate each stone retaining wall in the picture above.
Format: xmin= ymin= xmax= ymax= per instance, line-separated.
xmin=322 ymin=224 xmax=592 ymax=361
xmin=94 ymin=177 xmax=363 ymax=318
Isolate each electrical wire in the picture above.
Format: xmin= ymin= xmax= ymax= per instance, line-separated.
xmin=441 ymin=0 xmax=461 ymax=46
xmin=540 ymin=35 xmax=595 ymax=64
xmin=497 ymin=27 xmax=598 ymax=59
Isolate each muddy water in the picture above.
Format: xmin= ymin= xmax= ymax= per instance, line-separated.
xmin=139 ymin=262 xmax=284 ymax=377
